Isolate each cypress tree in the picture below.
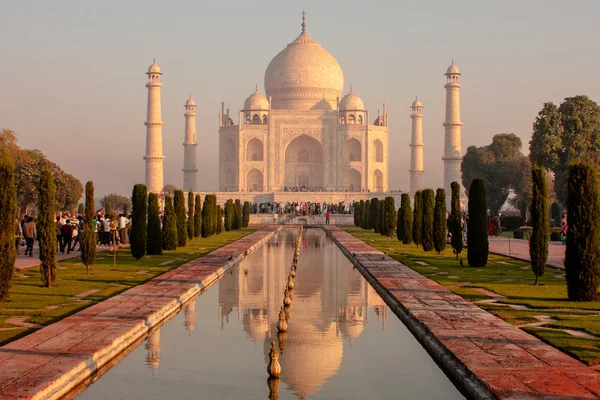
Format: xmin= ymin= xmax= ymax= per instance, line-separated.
xmin=224 ymin=199 xmax=234 ymax=231
xmin=130 ymin=184 xmax=147 ymax=260
xmin=412 ymin=191 xmax=423 ymax=247
xmin=77 ymin=203 xmax=84 ymax=215
xmin=421 ymin=189 xmax=435 ymax=251
xmin=194 ymin=194 xmax=202 ymax=237
xmin=565 ymin=162 xmax=600 ymax=301
xmin=216 ymin=205 xmax=224 ymax=234
xmin=80 ymin=181 xmax=97 ymax=275
xmin=201 ymin=195 xmax=213 ymax=238
xmin=242 ymin=201 xmax=251 ymax=228
xmin=0 ymin=155 xmax=17 ymax=300
xmin=363 ymin=200 xmax=370 ymax=229
xmin=147 ymin=193 xmax=162 ymax=255
xmin=38 ymin=169 xmax=57 ymax=287
xmin=450 ymin=182 xmax=463 ymax=259
xmin=379 ymin=200 xmax=386 ymax=234
xmin=105 ymin=202 xmax=112 ymax=217
xmin=370 ymin=198 xmax=379 ymax=232
xmin=211 ymin=196 xmax=219 ymax=235
xmin=530 ymin=165 xmax=549 ymax=285
xmin=174 ymin=190 xmax=187 ymax=247
xmin=467 ymin=179 xmax=489 ymax=267
xmin=187 ymin=191 xmax=194 ymax=241
xmin=233 ymin=199 xmax=242 ymax=230
xmin=354 ymin=201 xmax=361 ymax=227
xmin=550 ymin=202 xmax=561 ymax=227
xmin=397 ymin=193 xmax=412 ymax=244
xmin=162 ymin=195 xmax=178 ymax=250
xmin=433 ymin=188 xmax=447 ymax=254
xmin=383 ymin=197 xmax=396 ymax=238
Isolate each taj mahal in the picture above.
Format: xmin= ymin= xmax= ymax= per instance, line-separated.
xmin=143 ymin=14 xmax=463 ymax=206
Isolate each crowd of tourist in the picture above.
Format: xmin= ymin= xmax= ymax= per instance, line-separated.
xmin=249 ymin=201 xmax=354 ymax=216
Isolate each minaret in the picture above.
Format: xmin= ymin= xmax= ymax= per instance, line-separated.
xmin=409 ymin=97 xmax=424 ymax=195
xmin=182 ymin=95 xmax=198 ymax=191
xmin=443 ymin=61 xmax=462 ymax=207
xmin=144 ymin=59 xmax=165 ymax=193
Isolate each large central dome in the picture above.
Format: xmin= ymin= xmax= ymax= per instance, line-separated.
xmin=264 ymin=17 xmax=344 ymax=110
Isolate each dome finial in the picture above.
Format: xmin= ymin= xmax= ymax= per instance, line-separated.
xmin=349 ymin=84 xmax=352 ymax=93
xmin=301 ymin=10 xmax=306 ymax=33
xmin=153 ymin=57 xmax=156 ymax=63
xmin=255 ymin=84 xmax=258 ymax=92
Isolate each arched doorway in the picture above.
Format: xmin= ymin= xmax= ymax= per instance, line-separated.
xmin=373 ymin=169 xmax=383 ymax=192
xmin=284 ymin=135 xmax=324 ymax=190
xmin=246 ymin=138 xmax=264 ymax=161
xmin=247 ymin=169 xmax=263 ymax=192
xmin=344 ymin=138 xmax=361 ymax=162
xmin=344 ymin=169 xmax=361 ymax=192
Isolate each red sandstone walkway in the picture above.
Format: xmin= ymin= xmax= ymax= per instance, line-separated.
xmin=489 ymin=236 xmax=565 ymax=270
xmin=0 ymin=226 xmax=281 ymax=400
xmin=325 ymin=226 xmax=600 ymax=400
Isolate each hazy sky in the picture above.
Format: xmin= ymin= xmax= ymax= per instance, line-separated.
xmin=1 ymin=0 xmax=599 ymax=198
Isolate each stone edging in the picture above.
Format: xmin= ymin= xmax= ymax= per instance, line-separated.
xmin=0 ymin=226 xmax=281 ymax=400
xmin=323 ymin=227 xmax=493 ymax=400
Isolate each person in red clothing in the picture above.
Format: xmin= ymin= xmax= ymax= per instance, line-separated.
xmin=325 ymin=211 xmax=331 ymax=225
xmin=60 ymin=219 xmax=74 ymax=254
xmin=488 ymin=217 xmax=494 ymax=236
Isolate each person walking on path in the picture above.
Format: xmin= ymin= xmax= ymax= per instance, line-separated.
xmin=55 ymin=216 xmax=63 ymax=253
xmin=117 ymin=213 xmax=129 ymax=245
xmin=60 ymin=219 xmax=74 ymax=254
xmin=325 ymin=211 xmax=331 ymax=225
xmin=15 ymin=218 xmax=23 ymax=255
xmin=23 ymin=216 xmax=36 ymax=257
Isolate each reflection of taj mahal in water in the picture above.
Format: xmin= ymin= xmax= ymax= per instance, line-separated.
xmin=218 ymin=229 xmax=387 ymax=398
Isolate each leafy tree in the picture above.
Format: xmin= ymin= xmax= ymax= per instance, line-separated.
xmin=383 ymin=197 xmax=396 ymax=238
xmin=397 ymin=193 xmax=412 ymax=244
xmin=0 ymin=154 xmax=17 ymax=300
xmin=217 ymin=205 xmax=224 ymax=234
xmin=233 ymin=199 xmax=242 ymax=230
xmin=421 ymin=189 xmax=435 ymax=251
xmin=130 ymin=184 xmax=147 ymax=259
xmin=224 ymin=199 xmax=234 ymax=231
xmin=412 ymin=191 xmax=423 ymax=247
xmin=99 ymin=193 xmax=131 ymax=213
xmin=467 ymin=179 xmax=489 ymax=267
xmin=449 ymin=182 xmax=463 ymax=258
xmin=371 ymin=198 xmax=380 ymax=233
xmin=530 ymin=165 xmax=549 ymax=285
xmin=38 ymin=169 xmax=57 ymax=287
xmin=174 ymin=190 xmax=187 ymax=247
xmin=363 ymin=200 xmax=371 ymax=230
xmin=565 ymin=162 xmax=600 ymax=301
xmin=105 ymin=202 xmax=113 ymax=217
xmin=162 ymin=195 xmax=178 ymax=250
xmin=530 ymin=96 xmax=600 ymax=205
xmin=187 ymin=191 xmax=194 ymax=241
xmin=162 ymin=184 xmax=177 ymax=197
xmin=194 ymin=194 xmax=202 ymax=237
xmin=242 ymin=201 xmax=251 ymax=228
xmin=201 ymin=195 xmax=214 ymax=238
xmin=77 ymin=203 xmax=84 ymax=215
xmin=147 ymin=193 xmax=162 ymax=255
xmin=433 ymin=188 xmax=447 ymax=254
xmin=80 ymin=181 xmax=97 ymax=275
xmin=462 ymin=133 xmax=531 ymax=217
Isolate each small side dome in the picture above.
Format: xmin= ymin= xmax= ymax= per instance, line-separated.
xmin=148 ymin=59 xmax=161 ymax=74
xmin=339 ymin=89 xmax=364 ymax=111
xmin=185 ymin=96 xmax=196 ymax=107
xmin=244 ymin=88 xmax=269 ymax=110
xmin=446 ymin=63 xmax=460 ymax=74
xmin=411 ymin=97 xmax=422 ymax=108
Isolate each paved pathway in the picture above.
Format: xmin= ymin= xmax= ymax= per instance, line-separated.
xmin=325 ymin=226 xmax=600 ymax=400
xmin=15 ymin=243 xmax=116 ymax=272
xmin=489 ymin=236 xmax=565 ymax=270
xmin=0 ymin=226 xmax=281 ymax=400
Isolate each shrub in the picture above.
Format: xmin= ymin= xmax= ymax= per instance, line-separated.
xmin=224 ymin=199 xmax=234 ymax=231
xmin=412 ymin=191 xmax=423 ymax=247
xmin=500 ymin=215 xmax=522 ymax=231
xmin=550 ymin=231 xmax=561 ymax=241
xmin=38 ymin=169 xmax=57 ymax=287
xmin=147 ymin=193 xmax=162 ymax=255
xmin=80 ymin=181 xmax=97 ymax=274
xmin=187 ymin=191 xmax=194 ymax=241
xmin=0 ymin=155 xmax=17 ymax=300
xmin=513 ymin=230 xmax=525 ymax=239
xmin=233 ymin=199 xmax=242 ymax=230
xmin=530 ymin=165 xmax=549 ymax=285
xmin=371 ymin=198 xmax=380 ymax=233
xmin=397 ymin=193 xmax=412 ymax=244
xmin=194 ymin=194 xmax=202 ymax=237
xmin=421 ymin=189 xmax=435 ymax=251
xmin=433 ymin=188 xmax=447 ymax=254
xmin=174 ymin=190 xmax=187 ymax=247
xmin=243 ymin=201 xmax=250 ymax=228
xmin=130 ymin=184 xmax=147 ymax=260
xmin=363 ymin=200 xmax=371 ymax=229
xmin=467 ymin=179 xmax=489 ymax=267
xmin=449 ymin=181 xmax=463 ymax=258
xmin=162 ymin=195 xmax=178 ymax=250
xmin=565 ymin=162 xmax=600 ymax=301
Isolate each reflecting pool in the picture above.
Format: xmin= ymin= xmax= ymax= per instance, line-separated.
xmin=76 ymin=229 xmax=465 ymax=399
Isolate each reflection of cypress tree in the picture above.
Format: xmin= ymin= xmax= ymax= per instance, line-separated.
xmin=193 ymin=194 xmax=202 ymax=238
xmin=412 ymin=191 xmax=423 ymax=248
xmin=421 ymin=189 xmax=434 ymax=252
xmin=38 ymin=169 xmax=57 ymax=287
xmin=0 ymin=155 xmax=17 ymax=300
xmin=161 ymin=196 xmax=178 ymax=251
xmin=433 ymin=188 xmax=447 ymax=254
xmin=147 ymin=193 xmax=163 ymax=255
xmin=174 ymin=190 xmax=187 ymax=247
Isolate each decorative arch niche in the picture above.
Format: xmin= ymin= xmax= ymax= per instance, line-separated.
xmin=246 ymin=138 xmax=264 ymax=161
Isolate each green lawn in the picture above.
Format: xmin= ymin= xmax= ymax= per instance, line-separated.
xmin=342 ymin=227 xmax=600 ymax=366
xmin=0 ymin=228 xmax=259 ymax=345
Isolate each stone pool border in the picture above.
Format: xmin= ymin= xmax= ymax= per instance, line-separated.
xmin=324 ymin=226 xmax=600 ymax=400
xmin=0 ymin=226 xmax=281 ymax=400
